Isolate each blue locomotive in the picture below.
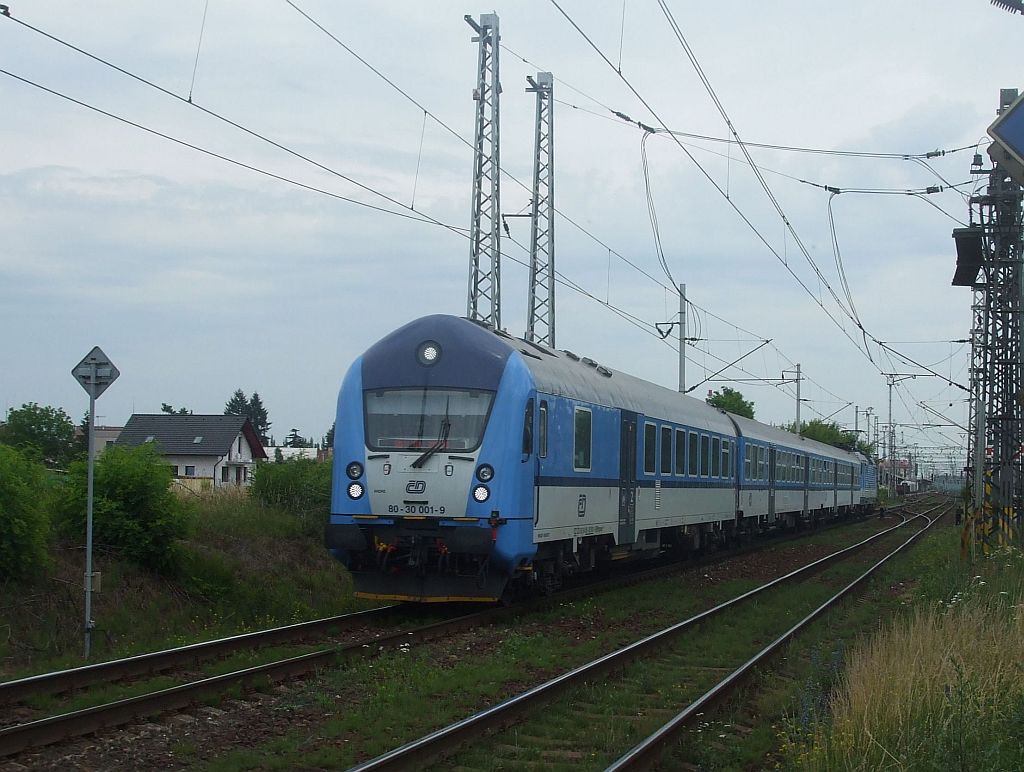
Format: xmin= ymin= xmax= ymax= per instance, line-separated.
xmin=326 ymin=315 xmax=877 ymax=602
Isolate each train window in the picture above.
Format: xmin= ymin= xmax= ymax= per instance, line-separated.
xmin=689 ymin=432 xmax=699 ymax=476
xmin=758 ymin=447 xmax=766 ymax=480
xmin=711 ymin=437 xmax=721 ymax=477
xmin=644 ymin=423 xmax=657 ymax=474
xmin=574 ymin=408 xmax=592 ymax=471
xmin=674 ymin=429 xmax=686 ymax=475
xmin=700 ymin=434 xmax=710 ymax=477
xmin=660 ymin=426 xmax=672 ymax=475
xmin=780 ymin=452 xmax=787 ymax=483
xmin=522 ymin=399 xmax=534 ymax=457
xmin=722 ymin=440 xmax=731 ymax=479
xmin=539 ymin=401 xmax=548 ymax=458
xmin=744 ymin=445 xmax=751 ymax=480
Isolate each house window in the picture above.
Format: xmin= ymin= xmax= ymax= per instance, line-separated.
xmin=221 ymin=466 xmax=229 ymax=483
xmin=674 ymin=429 xmax=686 ymax=475
xmin=644 ymin=423 xmax=657 ymax=474
xmin=185 ymin=465 xmax=196 ymax=477
xmin=238 ymin=436 xmax=242 ymax=454
xmin=573 ymin=407 xmax=592 ymax=471
xmin=170 ymin=465 xmax=179 ymax=477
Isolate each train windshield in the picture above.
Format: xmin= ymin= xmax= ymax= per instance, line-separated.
xmin=364 ymin=388 xmax=495 ymax=452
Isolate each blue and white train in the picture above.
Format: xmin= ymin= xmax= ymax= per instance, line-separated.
xmin=326 ymin=315 xmax=878 ymax=602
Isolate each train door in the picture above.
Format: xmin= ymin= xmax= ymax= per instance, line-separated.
xmin=802 ymin=455 xmax=809 ymax=518
xmin=768 ymin=446 xmax=777 ymax=520
xmin=618 ymin=411 xmax=638 ymax=545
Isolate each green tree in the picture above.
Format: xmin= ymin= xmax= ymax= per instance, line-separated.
xmin=0 ymin=402 xmax=77 ymax=468
xmin=324 ymin=421 xmax=335 ymax=449
xmin=247 ymin=392 xmax=271 ymax=443
xmin=55 ymin=444 xmax=194 ymax=573
xmin=223 ymin=389 xmax=249 ymax=416
xmin=284 ymin=428 xmax=311 ymax=448
xmin=0 ymin=445 xmax=51 ymax=580
xmin=223 ymin=389 xmax=270 ymax=443
xmin=706 ymin=387 xmax=755 ymax=419
xmin=784 ymin=419 xmax=873 ymax=454
xmin=160 ymin=403 xmax=191 ymax=415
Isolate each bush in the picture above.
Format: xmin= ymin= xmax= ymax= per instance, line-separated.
xmin=55 ymin=444 xmax=194 ymax=573
xmin=0 ymin=445 xmax=51 ymax=580
xmin=249 ymin=458 xmax=332 ymax=531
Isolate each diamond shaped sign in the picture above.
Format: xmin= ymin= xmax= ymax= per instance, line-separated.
xmin=72 ymin=346 xmax=119 ymax=399
xmin=988 ymin=89 xmax=1024 ymax=187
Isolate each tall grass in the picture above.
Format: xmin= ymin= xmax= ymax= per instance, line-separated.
xmin=790 ymin=546 xmax=1024 ymax=770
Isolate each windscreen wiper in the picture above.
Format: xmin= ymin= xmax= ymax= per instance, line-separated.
xmin=411 ymin=399 xmax=451 ymax=469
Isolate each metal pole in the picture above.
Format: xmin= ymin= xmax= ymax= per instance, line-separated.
xmin=973 ymin=395 xmax=986 ymax=560
xmin=84 ymin=367 xmax=96 ymax=659
xmin=888 ymin=375 xmax=895 ymax=499
xmin=678 ymin=283 xmax=686 ymax=393
xmin=795 ymin=363 xmax=801 ymax=434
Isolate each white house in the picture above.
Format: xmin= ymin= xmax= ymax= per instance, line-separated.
xmin=117 ymin=414 xmax=267 ymax=488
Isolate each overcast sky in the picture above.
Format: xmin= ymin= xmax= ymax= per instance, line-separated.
xmin=2 ymin=1 xmax=1019 ymax=469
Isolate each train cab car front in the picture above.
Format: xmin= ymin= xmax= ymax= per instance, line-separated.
xmin=326 ymin=315 xmax=537 ymax=602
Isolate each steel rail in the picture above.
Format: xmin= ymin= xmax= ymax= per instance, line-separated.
xmin=0 ymin=605 xmax=397 ymax=704
xmin=0 ymin=606 xmax=499 ymax=757
xmin=0 ymin=504 xmax=910 ymax=758
xmin=0 ymin=504 xmax=890 ymax=707
xmin=348 ymin=501 xmax=945 ymax=771
xmin=607 ymin=506 xmax=948 ymax=770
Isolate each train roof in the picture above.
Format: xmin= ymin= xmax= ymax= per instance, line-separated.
xmin=361 ymin=316 xmax=867 ymax=460
xmin=492 ymin=324 xmax=737 ymax=434
xmin=729 ymin=414 xmax=864 ymax=462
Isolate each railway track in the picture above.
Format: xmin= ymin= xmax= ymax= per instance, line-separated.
xmin=347 ymin=500 xmax=946 ymax=771
xmin=0 ymin=503 xmax=922 ymax=761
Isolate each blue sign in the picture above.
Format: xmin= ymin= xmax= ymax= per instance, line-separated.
xmin=988 ymin=90 xmax=1024 ymax=168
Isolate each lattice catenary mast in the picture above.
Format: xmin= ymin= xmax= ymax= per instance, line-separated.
xmin=465 ymin=13 xmax=502 ymax=328
xmin=953 ymin=88 xmax=1024 ymax=554
xmin=525 ymin=72 xmax=555 ymax=347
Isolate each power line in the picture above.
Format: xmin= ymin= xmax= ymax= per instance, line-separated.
xmin=548 ymin=0 xmax=880 ymax=370
xmin=0 ymin=67 xmax=680 ymax=361
xmin=278 ymin=2 xmax=856 ymax=407
xmin=0 ymin=68 xmax=444 ymax=228
xmin=6 ymin=8 xmax=883 ymax=416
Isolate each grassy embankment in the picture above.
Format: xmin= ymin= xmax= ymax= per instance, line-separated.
xmin=0 ymin=490 xmax=365 ymax=679
xmin=781 ymin=528 xmax=1024 ymax=770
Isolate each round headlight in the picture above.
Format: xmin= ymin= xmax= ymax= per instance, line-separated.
xmin=347 ymin=482 xmax=365 ymax=499
xmin=472 ymin=484 xmax=490 ymax=503
xmin=476 ymin=464 xmax=494 ymax=482
xmin=346 ymin=461 xmax=363 ymax=480
xmin=417 ymin=340 xmax=442 ymax=366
